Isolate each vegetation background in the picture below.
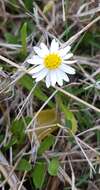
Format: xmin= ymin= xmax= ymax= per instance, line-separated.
xmin=0 ymin=0 xmax=100 ymax=190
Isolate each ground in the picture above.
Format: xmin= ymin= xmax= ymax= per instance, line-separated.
xmin=0 ymin=0 xmax=100 ymax=190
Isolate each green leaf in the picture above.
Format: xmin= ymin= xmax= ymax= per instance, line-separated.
xmin=23 ymin=0 xmax=33 ymax=10
xmin=76 ymin=110 xmax=93 ymax=130
xmin=4 ymin=137 xmax=17 ymax=150
xmin=19 ymin=74 xmax=33 ymax=91
xmin=57 ymin=95 xmax=78 ymax=134
xmin=11 ymin=117 xmax=31 ymax=144
xmin=4 ymin=32 xmax=18 ymax=44
xmin=32 ymin=162 xmax=46 ymax=189
xmin=48 ymin=158 xmax=59 ymax=176
xmin=0 ymin=135 xmax=4 ymax=143
xmin=21 ymin=22 xmax=27 ymax=56
xmin=17 ymin=159 xmax=32 ymax=172
xmin=11 ymin=117 xmax=31 ymax=145
xmin=11 ymin=119 xmax=25 ymax=144
xmin=38 ymin=135 xmax=55 ymax=155
xmin=65 ymin=109 xmax=78 ymax=134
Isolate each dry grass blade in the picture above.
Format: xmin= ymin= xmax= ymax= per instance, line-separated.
xmin=58 ymin=166 xmax=79 ymax=190
xmin=0 ymin=151 xmax=27 ymax=190
xmin=0 ymin=1 xmax=100 ymax=189
xmin=26 ymin=90 xmax=58 ymax=130
xmin=15 ymin=83 xmax=37 ymax=120
xmin=0 ymin=55 xmax=31 ymax=74
xmin=77 ymin=125 xmax=100 ymax=137
xmin=63 ymin=15 xmax=100 ymax=46
xmin=68 ymin=158 xmax=75 ymax=190
xmin=55 ymin=86 xmax=100 ymax=113
xmin=73 ymin=135 xmax=95 ymax=172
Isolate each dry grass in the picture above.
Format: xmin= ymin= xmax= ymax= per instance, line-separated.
xmin=0 ymin=0 xmax=100 ymax=190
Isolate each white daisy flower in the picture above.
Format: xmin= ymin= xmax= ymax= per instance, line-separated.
xmin=27 ymin=39 xmax=76 ymax=88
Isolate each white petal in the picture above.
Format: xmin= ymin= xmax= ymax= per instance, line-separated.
xmin=34 ymin=46 xmax=48 ymax=58
xmin=50 ymin=70 xmax=57 ymax=87
xmin=63 ymin=53 xmax=73 ymax=60
xmin=55 ymin=69 xmax=69 ymax=86
xmin=33 ymin=46 xmax=41 ymax=56
xmin=62 ymin=72 xmax=69 ymax=82
xmin=63 ymin=60 xmax=77 ymax=64
xmin=40 ymin=43 xmax=49 ymax=54
xmin=35 ymin=69 xmax=48 ymax=82
xmin=60 ymin=64 xmax=75 ymax=74
xmin=58 ymin=46 xmax=71 ymax=57
xmin=46 ymin=73 xmax=51 ymax=88
xmin=27 ymin=56 xmax=43 ymax=65
xmin=59 ymin=69 xmax=69 ymax=81
xmin=50 ymin=39 xmax=59 ymax=52
xmin=33 ymin=68 xmax=47 ymax=78
xmin=28 ymin=65 xmax=44 ymax=74
xmin=55 ymin=69 xmax=63 ymax=86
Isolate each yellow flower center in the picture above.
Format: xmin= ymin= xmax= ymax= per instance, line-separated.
xmin=44 ymin=53 xmax=62 ymax=69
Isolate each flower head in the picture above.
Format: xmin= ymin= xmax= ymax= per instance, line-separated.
xmin=27 ymin=39 xmax=76 ymax=88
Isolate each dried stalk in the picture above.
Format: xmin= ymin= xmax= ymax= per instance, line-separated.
xmin=0 ymin=151 xmax=27 ymax=190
